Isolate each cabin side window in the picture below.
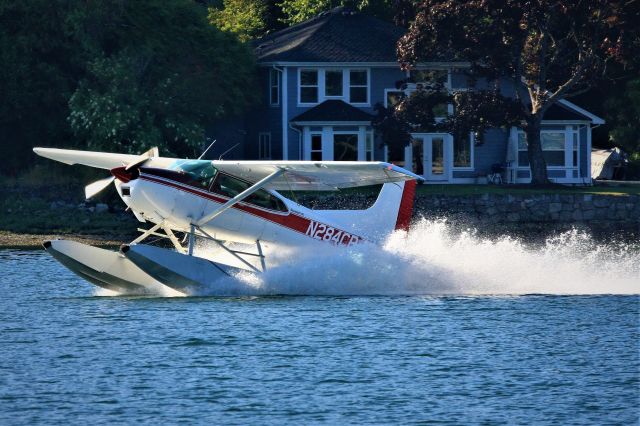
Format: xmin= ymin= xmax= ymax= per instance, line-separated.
xmin=210 ymin=174 xmax=287 ymax=212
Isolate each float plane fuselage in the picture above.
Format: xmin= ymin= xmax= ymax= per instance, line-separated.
xmin=33 ymin=147 xmax=421 ymax=295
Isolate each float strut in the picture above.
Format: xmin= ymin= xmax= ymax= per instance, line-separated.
xmin=188 ymin=224 xmax=195 ymax=256
xmin=130 ymin=222 xmax=163 ymax=245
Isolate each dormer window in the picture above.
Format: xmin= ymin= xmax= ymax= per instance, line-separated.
xmin=300 ymin=70 xmax=319 ymax=103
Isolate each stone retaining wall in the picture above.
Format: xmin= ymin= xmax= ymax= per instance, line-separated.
xmin=297 ymin=191 xmax=640 ymax=232
xmin=415 ymin=193 xmax=640 ymax=225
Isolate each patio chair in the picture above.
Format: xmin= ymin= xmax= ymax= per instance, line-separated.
xmin=487 ymin=163 xmax=506 ymax=184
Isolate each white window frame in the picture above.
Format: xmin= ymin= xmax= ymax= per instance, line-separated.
xmin=269 ymin=69 xmax=280 ymax=106
xmin=332 ymin=130 xmax=360 ymax=161
xmin=452 ymin=132 xmax=474 ymax=170
xmin=298 ymin=68 xmax=370 ymax=106
xmin=516 ymin=126 xmax=580 ymax=170
xmin=384 ymin=88 xmax=405 ymax=108
xmin=365 ymin=130 xmax=374 ymax=161
xmin=258 ymin=132 xmax=272 ymax=159
xmin=324 ymin=69 xmax=344 ymax=98
xmin=383 ymin=69 xmax=452 ymax=119
xmin=309 ymin=132 xmax=323 ymax=161
xmin=348 ymin=69 xmax=369 ymax=105
xmin=299 ymin=69 xmax=320 ymax=105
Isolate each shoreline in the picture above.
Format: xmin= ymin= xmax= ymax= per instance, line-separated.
xmin=2 ymin=222 xmax=638 ymax=250
xmin=0 ymin=231 xmax=132 ymax=250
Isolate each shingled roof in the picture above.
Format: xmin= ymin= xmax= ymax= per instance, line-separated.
xmin=254 ymin=7 xmax=405 ymax=63
xmin=290 ymin=100 xmax=374 ymax=123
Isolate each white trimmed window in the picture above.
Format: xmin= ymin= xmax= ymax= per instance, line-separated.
xmin=310 ymin=133 xmax=322 ymax=161
xmin=258 ymin=132 xmax=271 ymax=159
xmin=384 ymin=86 xmax=447 ymax=118
xmin=349 ymin=70 xmax=368 ymax=104
xmin=517 ymin=127 xmax=579 ymax=168
xmin=365 ymin=130 xmax=374 ymax=161
xmin=518 ymin=132 xmax=564 ymax=167
xmin=269 ymin=69 xmax=280 ymax=106
xmin=408 ymin=69 xmax=448 ymax=86
xmin=298 ymin=69 xmax=370 ymax=105
xmin=299 ymin=69 xmax=319 ymax=104
xmin=384 ymin=89 xmax=405 ymax=108
xmin=453 ymin=132 xmax=474 ymax=169
xmin=324 ymin=70 xmax=343 ymax=97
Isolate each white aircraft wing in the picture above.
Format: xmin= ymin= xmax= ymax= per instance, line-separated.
xmin=33 ymin=148 xmax=142 ymax=169
xmin=211 ymin=161 xmax=423 ymax=191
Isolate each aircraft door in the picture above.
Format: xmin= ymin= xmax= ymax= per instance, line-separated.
xmin=172 ymin=190 xmax=207 ymax=228
xmin=200 ymin=198 xmax=243 ymax=231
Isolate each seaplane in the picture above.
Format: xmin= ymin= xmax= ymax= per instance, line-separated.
xmin=33 ymin=146 xmax=422 ymax=295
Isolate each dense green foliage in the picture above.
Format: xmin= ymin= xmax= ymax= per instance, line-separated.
xmin=208 ymin=0 xmax=393 ymax=36
xmin=278 ymin=0 xmax=392 ymax=25
xmin=605 ymin=78 xmax=640 ymax=156
xmin=208 ymin=0 xmax=269 ymax=41
xmin=0 ymin=0 xmax=257 ymax=176
xmin=0 ymin=1 xmax=79 ymax=175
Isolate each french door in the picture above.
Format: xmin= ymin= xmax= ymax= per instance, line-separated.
xmin=406 ymin=134 xmax=451 ymax=181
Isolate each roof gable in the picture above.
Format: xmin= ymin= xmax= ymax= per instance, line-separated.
xmin=542 ymin=100 xmax=605 ymax=124
xmin=542 ymin=103 xmax=591 ymax=121
xmin=290 ymin=100 xmax=374 ymax=123
xmin=255 ymin=8 xmax=405 ymax=63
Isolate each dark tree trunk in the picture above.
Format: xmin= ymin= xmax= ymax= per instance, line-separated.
xmin=525 ymin=114 xmax=548 ymax=184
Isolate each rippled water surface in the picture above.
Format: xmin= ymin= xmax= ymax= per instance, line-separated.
xmin=0 ymin=233 xmax=639 ymax=424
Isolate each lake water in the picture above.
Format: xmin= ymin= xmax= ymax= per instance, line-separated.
xmin=0 ymin=221 xmax=638 ymax=424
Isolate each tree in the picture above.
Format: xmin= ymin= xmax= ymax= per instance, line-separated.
xmin=278 ymin=0 xmax=393 ymax=25
xmin=397 ymin=0 xmax=636 ymax=184
xmin=373 ymin=85 xmax=522 ymax=160
xmin=66 ymin=0 xmax=259 ymax=158
xmin=0 ymin=0 xmax=80 ymax=175
xmin=0 ymin=0 xmax=259 ymax=175
xmin=208 ymin=0 xmax=269 ymax=41
xmin=605 ymin=77 xmax=640 ymax=155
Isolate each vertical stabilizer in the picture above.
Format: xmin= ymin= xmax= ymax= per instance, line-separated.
xmin=315 ymin=180 xmax=418 ymax=241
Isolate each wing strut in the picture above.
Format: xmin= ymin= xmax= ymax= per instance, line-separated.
xmin=195 ymin=168 xmax=285 ymax=227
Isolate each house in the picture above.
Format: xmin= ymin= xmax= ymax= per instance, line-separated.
xmin=209 ymin=7 xmax=604 ymax=184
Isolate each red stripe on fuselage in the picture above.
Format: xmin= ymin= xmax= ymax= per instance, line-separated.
xmin=138 ymin=174 xmax=363 ymax=244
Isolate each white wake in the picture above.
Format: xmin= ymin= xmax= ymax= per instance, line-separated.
xmin=193 ymin=219 xmax=639 ymax=296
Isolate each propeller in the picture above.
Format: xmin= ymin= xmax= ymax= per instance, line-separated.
xmin=85 ymin=176 xmax=116 ymax=199
xmin=84 ymin=146 xmax=158 ymax=200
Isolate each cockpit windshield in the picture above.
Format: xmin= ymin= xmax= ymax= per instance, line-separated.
xmin=169 ymin=160 xmax=217 ymax=190
xmin=166 ymin=160 xmax=287 ymax=212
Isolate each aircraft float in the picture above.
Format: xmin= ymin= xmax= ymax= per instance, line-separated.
xmin=33 ymin=146 xmax=422 ymax=295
